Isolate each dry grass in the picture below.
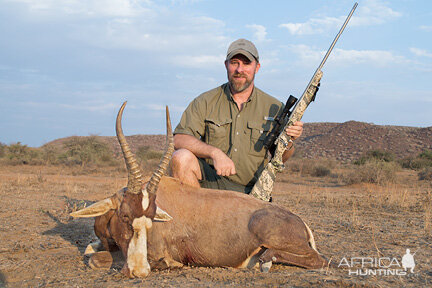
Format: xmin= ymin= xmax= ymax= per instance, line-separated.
xmin=1 ymin=161 xmax=431 ymax=287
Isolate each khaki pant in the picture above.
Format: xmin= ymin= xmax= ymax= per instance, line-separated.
xmin=197 ymin=158 xmax=252 ymax=194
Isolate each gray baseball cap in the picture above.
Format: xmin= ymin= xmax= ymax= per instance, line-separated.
xmin=226 ymin=39 xmax=259 ymax=62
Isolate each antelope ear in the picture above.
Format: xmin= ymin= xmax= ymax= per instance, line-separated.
xmin=154 ymin=206 xmax=173 ymax=222
xmin=70 ymin=198 xmax=116 ymax=218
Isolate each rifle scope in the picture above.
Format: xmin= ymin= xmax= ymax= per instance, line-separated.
xmin=264 ymin=95 xmax=298 ymax=150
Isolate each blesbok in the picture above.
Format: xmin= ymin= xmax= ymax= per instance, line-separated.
xmin=71 ymin=102 xmax=328 ymax=278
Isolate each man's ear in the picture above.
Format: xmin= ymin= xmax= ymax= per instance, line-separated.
xmin=255 ymin=62 xmax=261 ymax=74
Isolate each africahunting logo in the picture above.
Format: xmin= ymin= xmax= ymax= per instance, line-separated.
xmin=338 ymin=248 xmax=416 ymax=276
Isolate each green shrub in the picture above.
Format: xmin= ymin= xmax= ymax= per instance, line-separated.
xmin=419 ymin=150 xmax=432 ymax=160
xmin=60 ymin=136 xmax=115 ymax=167
xmin=311 ymin=165 xmax=332 ymax=177
xmin=400 ymin=150 xmax=432 ymax=170
xmin=419 ymin=167 xmax=432 ymax=181
xmin=354 ymin=149 xmax=395 ymax=165
xmin=288 ymin=158 xmax=334 ymax=178
xmin=40 ymin=146 xmax=60 ymax=165
xmin=341 ymin=160 xmax=400 ymax=185
xmin=5 ymin=142 xmax=42 ymax=165
xmin=0 ymin=142 xmax=5 ymax=158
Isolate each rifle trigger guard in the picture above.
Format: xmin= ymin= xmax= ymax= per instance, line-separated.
xmin=279 ymin=137 xmax=293 ymax=148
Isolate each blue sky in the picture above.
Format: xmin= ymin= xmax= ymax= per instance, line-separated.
xmin=1 ymin=0 xmax=431 ymax=147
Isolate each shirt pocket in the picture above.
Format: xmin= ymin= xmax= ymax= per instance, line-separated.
xmin=204 ymin=118 xmax=232 ymax=153
xmin=247 ymin=121 xmax=270 ymax=157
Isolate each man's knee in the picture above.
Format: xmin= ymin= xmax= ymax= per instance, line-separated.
xmin=171 ymin=149 xmax=200 ymax=173
xmin=171 ymin=149 xmax=202 ymax=185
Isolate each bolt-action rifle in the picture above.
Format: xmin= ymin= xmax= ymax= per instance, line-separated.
xmin=250 ymin=2 xmax=358 ymax=201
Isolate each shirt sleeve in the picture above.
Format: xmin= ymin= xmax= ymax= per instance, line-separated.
xmin=173 ymin=97 xmax=206 ymax=139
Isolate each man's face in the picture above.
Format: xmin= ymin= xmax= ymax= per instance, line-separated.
xmin=225 ymin=54 xmax=260 ymax=94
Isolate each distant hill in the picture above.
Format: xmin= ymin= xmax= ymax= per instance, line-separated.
xmin=297 ymin=121 xmax=431 ymax=161
xmin=43 ymin=121 xmax=432 ymax=162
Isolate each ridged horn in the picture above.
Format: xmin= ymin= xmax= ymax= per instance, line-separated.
xmin=145 ymin=106 xmax=174 ymax=195
xmin=116 ymin=101 xmax=144 ymax=195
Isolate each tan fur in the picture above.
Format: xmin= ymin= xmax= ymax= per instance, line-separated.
xmin=74 ymin=176 xmax=328 ymax=277
xmin=72 ymin=102 xmax=327 ymax=278
xmin=145 ymin=177 xmax=327 ymax=270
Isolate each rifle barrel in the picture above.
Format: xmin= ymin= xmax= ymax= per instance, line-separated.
xmin=297 ymin=3 xmax=358 ymax=105
xmin=318 ymin=2 xmax=358 ymax=71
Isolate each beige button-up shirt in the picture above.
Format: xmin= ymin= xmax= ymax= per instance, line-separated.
xmin=174 ymin=83 xmax=283 ymax=187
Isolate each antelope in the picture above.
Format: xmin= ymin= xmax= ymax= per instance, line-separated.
xmin=71 ymin=102 xmax=328 ymax=278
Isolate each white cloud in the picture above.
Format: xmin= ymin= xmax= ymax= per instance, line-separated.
xmin=8 ymin=0 xmax=228 ymax=52
xmin=60 ymin=102 xmax=118 ymax=112
xmin=10 ymin=0 xmax=230 ymax=69
xmin=279 ymin=17 xmax=343 ymax=35
xmin=419 ymin=25 xmax=432 ymax=32
xmin=172 ymin=54 xmax=225 ymax=68
xmin=68 ymin=10 xmax=228 ymax=59
xmin=170 ymin=0 xmax=203 ymax=4
xmin=288 ymin=45 xmax=407 ymax=67
xmin=279 ymin=0 xmax=402 ymax=35
xmin=10 ymin=0 xmax=151 ymax=17
xmin=410 ymin=47 xmax=432 ymax=58
xmin=287 ymin=44 xmax=324 ymax=63
xmin=331 ymin=48 xmax=406 ymax=65
xmin=246 ymin=24 xmax=268 ymax=42
xmin=144 ymin=103 xmax=186 ymax=113
xmin=352 ymin=0 xmax=402 ymax=26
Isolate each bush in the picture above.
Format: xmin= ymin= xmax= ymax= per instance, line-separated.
xmin=341 ymin=160 xmax=400 ymax=185
xmin=288 ymin=158 xmax=334 ymax=178
xmin=419 ymin=167 xmax=432 ymax=181
xmin=5 ymin=142 xmax=42 ymax=165
xmin=400 ymin=150 xmax=432 ymax=170
xmin=354 ymin=149 xmax=394 ymax=165
xmin=419 ymin=150 xmax=432 ymax=161
xmin=40 ymin=146 xmax=60 ymax=165
xmin=59 ymin=136 xmax=116 ymax=167
xmin=311 ymin=165 xmax=332 ymax=177
xmin=136 ymin=146 xmax=163 ymax=162
xmin=0 ymin=142 xmax=5 ymax=158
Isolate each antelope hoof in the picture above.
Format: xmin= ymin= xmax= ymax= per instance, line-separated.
xmin=88 ymin=251 xmax=113 ymax=270
xmin=84 ymin=241 xmax=102 ymax=255
xmin=260 ymin=260 xmax=273 ymax=273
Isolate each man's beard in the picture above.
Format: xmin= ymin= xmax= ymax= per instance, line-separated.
xmin=229 ymin=73 xmax=255 ymax=94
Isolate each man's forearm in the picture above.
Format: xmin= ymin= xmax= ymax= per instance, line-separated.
xmin=174 ymin=134 xmax=220 ymax=159
xmin=282 ymin=143 xmax=295 ymax=163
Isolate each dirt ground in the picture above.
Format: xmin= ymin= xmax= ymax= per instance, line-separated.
xmin=0 ymin=164 xmax=431 ymax=287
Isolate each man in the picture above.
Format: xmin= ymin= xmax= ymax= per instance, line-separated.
xmin=171 ymin=39 xmax=303 ymax=195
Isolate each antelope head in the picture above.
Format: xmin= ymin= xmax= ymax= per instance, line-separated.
xmin=71 ymin=102 xmax=174 ymax=278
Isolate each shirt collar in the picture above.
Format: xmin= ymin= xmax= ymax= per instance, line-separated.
xmin=223 ymin=83 xmax=256 ymax=104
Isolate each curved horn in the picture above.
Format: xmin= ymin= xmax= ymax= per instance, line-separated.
xmin=145 ymin=106 xmax=174 ymax=195
xmin=116 ymin=102 xmax=144 ymax=194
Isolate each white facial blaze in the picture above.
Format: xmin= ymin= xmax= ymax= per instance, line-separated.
xmin=141 ymin=188 xmax=150 ymax=210
xmin=127 ymin=215 xmax=153 ymax=277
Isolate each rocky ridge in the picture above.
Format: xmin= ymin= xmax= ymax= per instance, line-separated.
xmin=44 ymin=121 xmax=432 ymax=162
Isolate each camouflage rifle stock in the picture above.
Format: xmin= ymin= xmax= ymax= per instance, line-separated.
xmin=250 ymin=2 xmax=358 ymax=201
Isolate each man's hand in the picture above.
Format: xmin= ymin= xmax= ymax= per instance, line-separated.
xmin=211 ymin=149 xmax=236 ymax=176
xmin=285 ymin=121 xmax=303 ymax=140
xmin=281 ymin=121 xmax=303 ymax=163
xmin=174 ymin=134 xmax=236 ymax=177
